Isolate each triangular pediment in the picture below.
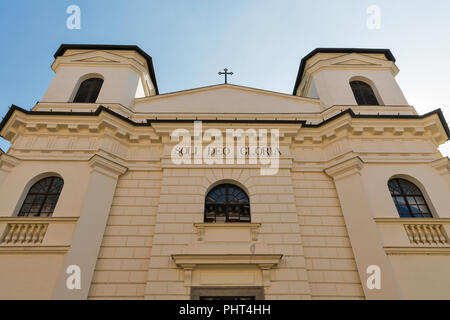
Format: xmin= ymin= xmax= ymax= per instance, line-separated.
xmin=308 ymin=52 xmax=391 ymax=71
xmin=134 ymin=84 xmax=321 ymax=114
xmin=68 ymin=51 xmax=126 ymax=64
xmin=73 ymin=56 xmax=120 ymax=63
xmin=332 ymin=59 xmax=379 ymax=66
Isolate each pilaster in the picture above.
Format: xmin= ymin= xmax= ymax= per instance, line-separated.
xmin=52 ymin=155 xmax=127 ymax=299
xmin=325 ymin=157 xmax=402 ymax=299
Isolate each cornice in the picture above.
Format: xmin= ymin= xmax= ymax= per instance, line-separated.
xmin=384 ymin=247 xmax=450 ymax=255
xmin=0 ymin=217 xmax=78 ymax=223
xmin=0 ymin=246 xmax=70 ymax=255
xmin=171 ymin=254 xmax=283 ymax=268
xmin=1 ymin=106 xmax=449 ymax=149
xmin=172 ymin=254 xmax=283 ymax=288
xmin=374 ymin=218 xmax=450 ymax=224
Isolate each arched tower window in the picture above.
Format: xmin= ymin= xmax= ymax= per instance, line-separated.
xmin=18 ymin=176 xmax=64 ymax=217
xmin=388 ymin=178 xmax=432 ymax=218
xmin=205 ymin=184 xmax=250 ymax=223
xmin=350 ymin=80 xmax=379 ymax=106
xmin=73 ymin=78 xmax=103 ymax=103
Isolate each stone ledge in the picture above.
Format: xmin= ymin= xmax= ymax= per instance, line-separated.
xmin=172 ymin=254 xmax=282 ymax=267
xmin=384 ymin=247 xmax=450 ymax=255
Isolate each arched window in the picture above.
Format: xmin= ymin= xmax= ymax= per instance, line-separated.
xmin=350 ymin=80 xmax=379 ymax=106
xmin=18 ymin=177 xmax=64 ymax=217
xmin=388 ymin=178 xmax=432 ymax=218
xmin=205 ymin=184 xmax=250 ymax=223
xmin=73 ymin=78 xmax=103 ymax=103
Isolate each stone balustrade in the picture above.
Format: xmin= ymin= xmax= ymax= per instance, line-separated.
xmin=1 ymin=223 xmax=48 ymax=245
xmin=374 ymin=218 xmax=450 ymax=250
xmin=404 ymin=223 xmax=449 ymax=245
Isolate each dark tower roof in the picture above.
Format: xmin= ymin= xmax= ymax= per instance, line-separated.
xmin=54 ymin=44 xmax=159 ymax=95
xmin=292 ymin=48 xmax=396 ymax=95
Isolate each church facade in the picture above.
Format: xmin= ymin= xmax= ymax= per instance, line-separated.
xmin=0 ymin=44 xmax=450 ymax=300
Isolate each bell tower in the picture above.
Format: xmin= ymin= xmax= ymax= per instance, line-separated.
xmin=293 ymin=48 xmax=409 ymax=109
xmin=40 ymin=44 xmax=159 ymax=111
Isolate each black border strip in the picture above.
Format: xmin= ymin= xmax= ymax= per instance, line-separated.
xmin=1 ymin=105 xmax=449 ymax=141
xmin=292 ymin=48 xmax=396 ymax=95
xmin=54 ymin=44 xmax=159 ymax=95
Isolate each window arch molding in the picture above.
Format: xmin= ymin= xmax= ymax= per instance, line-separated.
xmin=349 ymin=76 xmax=383 ymax=106
xmin=204 ymin=179 xmax=251 ymax=199
xmin=70 ymin=73 xmax=105 ymax=103
xmin=12 ymin=172 xmax=64 ymax=217
xmin=387 ymin=174 xmax=436 ymax=218
xmin=204 ymin=180 xmax=251 ymax=223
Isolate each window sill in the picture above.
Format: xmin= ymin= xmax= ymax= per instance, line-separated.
xmin=194 ymin=223 xmax=261 ymax=242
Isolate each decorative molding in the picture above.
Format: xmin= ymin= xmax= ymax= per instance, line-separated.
xmin=194 ymin=223 xmax=261 ymax=242
xmin=325 ymin=156 xmax=364 ymax=181
xmin=88 ymin=154 xmax=127 ymax=178
xmin=172 ymin=254 xmax=283 ymax=288
xmin=374 ymin=218 xmax=450 ymax=224
xmin=404 ymin=223 xmax=449 ymax=246
xmin=431 ymin=157 xmax=450 ymax=176
xmin=172 ymin=254 xmax=282 ymax=266
xmin=1 ymin=223 xmax=48 ymax=245
xmin=0 ymin=246 xmax=70 ymax=254
xmin=0 ymin=217 xmax=78 ymax=223
xmin=0 ymin=154 xmax=21 ymax=172
xmin=384 ymin=247 xmax=450 ymax=255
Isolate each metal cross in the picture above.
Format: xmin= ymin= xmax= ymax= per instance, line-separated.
xmin=218 ymin=68 xmax=233 ymax=84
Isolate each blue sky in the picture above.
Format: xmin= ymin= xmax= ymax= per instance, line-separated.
xmin=1 ymin=0 xmax=450 ymax=155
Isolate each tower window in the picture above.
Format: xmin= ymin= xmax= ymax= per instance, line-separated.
xmin=205 ymin=184 xmax=250 ymax=223
xmin=350 ymin=80 xmax=379 ymax=106
xmin=18 ymin=176 xmax=64 ymax=217
xmin=73 ymin=78 xmax=103 ymax=103
xmin=388 ymin=178 xmax=432 ymax=218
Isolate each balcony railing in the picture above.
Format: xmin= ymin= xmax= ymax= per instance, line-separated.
xmin=404 ymin=223 xmax=449 ymax=246
xmin=1 ymin=223 xmax=48 ymax=245
xmin=374 ymin=218 xmax=450 ymax=251
xmin=0 ymin=217 xmax=78 ymax=250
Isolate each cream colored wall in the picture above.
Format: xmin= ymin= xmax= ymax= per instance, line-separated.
xmin=0 ymin=160 xmax=91 ymax=218
xmin=143 ymin=167 xmax=312 ymax=300
xmin=0 ymin=254 xmax=65 ymax=300
xmin=86 ymin=167 xmax=364 ymax=300
xmin=388 ymin=255 xmax=450 ymax=300
xmin=297 ymin=52 xmax=408 ymax=109
xmin=292 ymin=171 xmax=364 ymax=299
xmin=362 ymin=163 xmax=450 ymax=219
xmin=1 ymin=47 xmax=450 ymax=300
xmin=42 ymin=66 xmax=142 ymax=109
xmin=311 ymin=69 xmax=408 ymax=108
xmin=88 ymin=170 xmax=162 ymax=299
xmin=134 ymin=85 xmax=322 ymax=114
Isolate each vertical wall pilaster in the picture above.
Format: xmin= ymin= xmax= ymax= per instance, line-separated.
xmin=325 ymin=157 xmax=401 ymax=300
xmin=52 ymin=155 xmax=127 ymax=300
